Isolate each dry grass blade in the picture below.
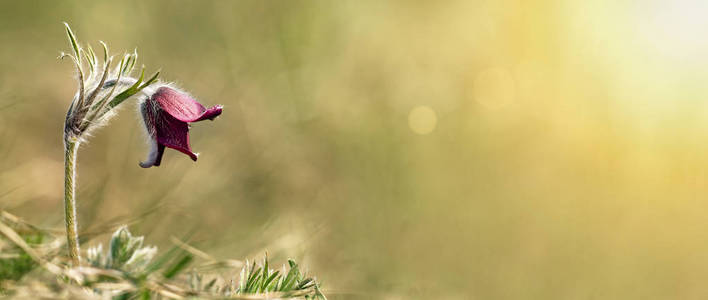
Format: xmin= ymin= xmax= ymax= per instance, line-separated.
xmin=0 ymin=218 xmax=64 ymax=277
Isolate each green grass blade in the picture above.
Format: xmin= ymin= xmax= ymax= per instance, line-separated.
xmin=144 ymin=245 xmax=180 ymax=275
xmin=204 ymin=278 xmax=217 ymax=291
xmin=162 ymin=254 xmax=193 ymax=279
xmin=263 ymin=270 xmax=280 ymax=291
xmin=297 ymin=278 xmax=313 ymax=289
xmin=280 ymin=265 xmax=298 ymax=291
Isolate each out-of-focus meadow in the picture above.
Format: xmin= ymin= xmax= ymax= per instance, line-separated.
xmin=3 ymin=1 xmax=708 ymax=298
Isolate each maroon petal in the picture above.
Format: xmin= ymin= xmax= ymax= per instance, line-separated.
xmin=139 ymin=97 xmax=197 ymax=168
xmin=139 ymin=101 xmax=160 ymax=168
xmin=152 ymin=87 xmax=222 ymax=122
xmin=193 ymin=105 xmax=223 ymax=122
xmin=154 ymin=144 xmax=165 ymax=166
xmin=139 ymin=85 xmax=222 ymax=167
xmin=139 ymin=142 xmax=166 ymax=168
xmin=155 ymin=111 xmax=198 ymax=161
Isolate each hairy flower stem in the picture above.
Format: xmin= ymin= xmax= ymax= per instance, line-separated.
xmin=60 ymin=23 xmax=160 ymax=266
xmin=64 ymin=138 xmax=81 ymax=266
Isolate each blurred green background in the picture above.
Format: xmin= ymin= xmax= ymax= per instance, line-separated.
xmin=3 ymin=1 xmax=708 ymax=298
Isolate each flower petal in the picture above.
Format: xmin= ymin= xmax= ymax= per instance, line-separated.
xmin=139 ymin=101 xmax=165 ymax=168
xmin=155 ymin=112 xmax=198 ymax=162
xmin=138 ymin=141 xmax=160 ymax=168
xmin=138 ymin=86 xmax=221 ymax=167
xmin=152 ymin=87 xmax=222 ymax=123
xmin=192 ymin=105 xmax=223 ymax=122
xmin=139 ymin=141 xmax=165 ymax=168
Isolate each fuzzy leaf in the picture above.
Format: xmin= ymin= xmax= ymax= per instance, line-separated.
xmin=99 ymin=41 xmax=109 ymax=62
xmin=64 ymin=23 xmax=80 ymax=61
xmin=108 ymin=226 xmax=145 ymax=268
xmin=107 ymin=67 xmax=145 ymax=108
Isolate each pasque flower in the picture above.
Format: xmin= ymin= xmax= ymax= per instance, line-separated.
xmin=60 ymin=23 xmax=222 ymax=265
xmin=139 ymin=86 xmax=223 ymax=168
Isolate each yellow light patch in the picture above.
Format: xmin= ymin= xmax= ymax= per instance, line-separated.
xmin=408 ymin=106 xmax=437 ymax=135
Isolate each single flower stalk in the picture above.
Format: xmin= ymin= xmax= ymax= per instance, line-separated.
xmin=62 ymin=23 xmax=158 ymax=266
xmin=60 ymin=24 xmax=221 ymax=265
